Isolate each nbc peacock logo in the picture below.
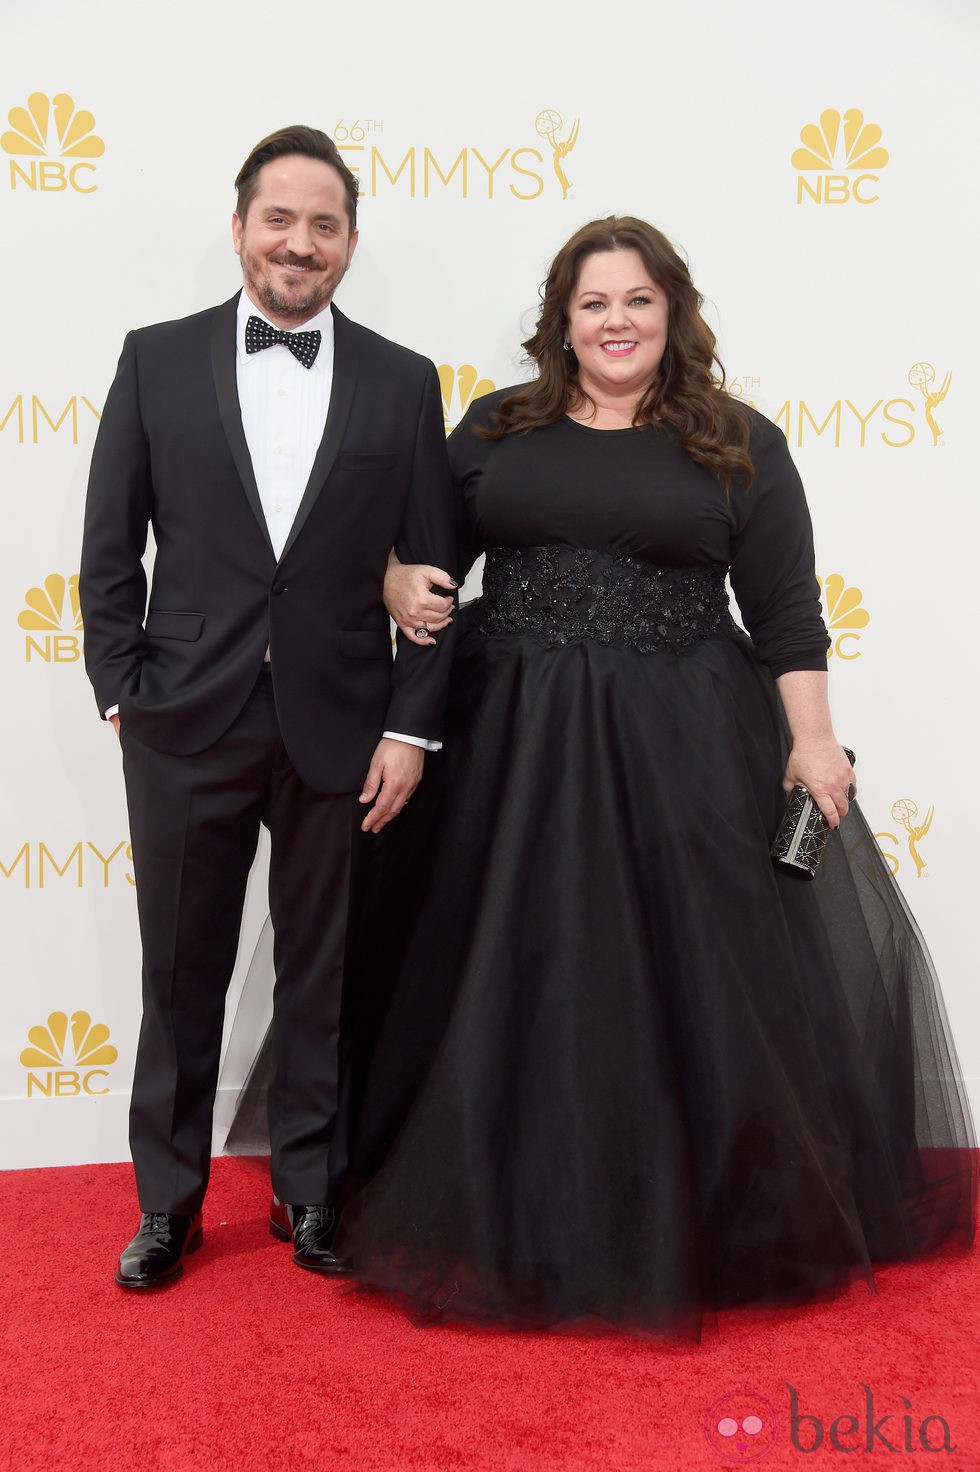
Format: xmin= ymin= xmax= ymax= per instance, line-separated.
xmin=817 ymin=574 xmax=869 ymax=659
xmin=438 ymin=365 xmax=496 ymax=434
xmin=3 ymin=92 xmax=104 ymax=193
xmin=792 ymin=108 xmax=888 ymax=205
xmin=19 ymin=572 xmax=83 ymax=663
xmin=21 ymin=1010 xmax=118 ymax=1098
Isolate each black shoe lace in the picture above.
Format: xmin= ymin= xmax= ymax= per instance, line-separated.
xmin=144 ymin=1212 xmax=176 ymax=1234
xmin=293 ymin=1205 xmax=337 ymax=1250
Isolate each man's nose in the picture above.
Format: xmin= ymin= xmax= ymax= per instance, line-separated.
xmin=287 ymin=226 xmax=316 ymax=257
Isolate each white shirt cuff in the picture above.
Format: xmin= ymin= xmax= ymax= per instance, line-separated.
xmin=383 ymin=730 xmax=442 ymax=752
xmin=104 ymin=704 xmax=120 ymax=719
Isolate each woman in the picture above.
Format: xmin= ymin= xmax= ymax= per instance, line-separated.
xmin=237 ymin=217 xmax=976 ymax=1334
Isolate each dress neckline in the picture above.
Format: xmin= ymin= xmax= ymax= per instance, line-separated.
xmin=563 ymin=415 xmax=651 ymax=437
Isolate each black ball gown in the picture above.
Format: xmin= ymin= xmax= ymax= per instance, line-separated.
xmin=227 ymin=392 xmax=976 ymax=1337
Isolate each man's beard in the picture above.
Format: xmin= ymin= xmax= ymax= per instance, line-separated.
xmin=242 ymin=252 xmax=334 ymax=324
xmin=255 ymin=277 xmax=331 ymax=324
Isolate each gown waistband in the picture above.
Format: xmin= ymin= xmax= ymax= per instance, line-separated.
xmin=475 ymin=545 xmax=738 ymax=653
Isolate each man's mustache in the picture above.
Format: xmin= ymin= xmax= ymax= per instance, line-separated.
xmin=271 ymin=253 xmax=322 ymax=269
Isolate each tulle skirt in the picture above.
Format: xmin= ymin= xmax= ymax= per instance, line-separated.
xmin=228 ymin=606 xmax=976 ymax=1337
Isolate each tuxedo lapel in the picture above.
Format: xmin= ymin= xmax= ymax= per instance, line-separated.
xmin=209 ymin=295 xmax=275 ymax=555
xmin=278 ymin=305 xmax=358 ymax=563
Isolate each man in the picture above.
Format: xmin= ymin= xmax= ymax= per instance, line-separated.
xmin=79 ymin=125 xmax=455 ymax=1289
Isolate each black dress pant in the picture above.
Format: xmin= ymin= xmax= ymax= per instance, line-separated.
xmin=121 ymin=669 xmax=369 ymax=1214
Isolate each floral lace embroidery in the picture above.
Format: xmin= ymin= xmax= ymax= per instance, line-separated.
xmin=476 ymin=546 xmax=737 ymax=653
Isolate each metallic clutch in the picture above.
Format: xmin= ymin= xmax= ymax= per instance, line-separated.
xmin=771 ymin=749 xmax=855 ymax=880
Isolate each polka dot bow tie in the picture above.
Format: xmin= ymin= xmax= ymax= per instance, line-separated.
xmin=245 ymin=314 xmax=321 ymax=369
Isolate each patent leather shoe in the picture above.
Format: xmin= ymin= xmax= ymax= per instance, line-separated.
xmin=269 ymin=1195 xmax=348 ymax=1274
xmin=115 ymin=1210 xmax=203 ymax=1289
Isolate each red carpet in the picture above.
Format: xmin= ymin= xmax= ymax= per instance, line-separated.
xmin=1 ymin=1156 xmax=977 ymax=1471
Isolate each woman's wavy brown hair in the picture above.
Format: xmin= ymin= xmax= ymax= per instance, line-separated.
xmin=485 ymin=216 xmax=753 ymax=486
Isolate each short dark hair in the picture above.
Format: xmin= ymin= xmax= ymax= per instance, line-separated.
xmin=235 ymin=125 xmax=359 ymax=230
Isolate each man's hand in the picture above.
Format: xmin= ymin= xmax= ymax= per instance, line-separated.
xmin=109 ymin=713 xmax=121 ymax=740
xmin=359 ymin=738 xmax=424 ymax=833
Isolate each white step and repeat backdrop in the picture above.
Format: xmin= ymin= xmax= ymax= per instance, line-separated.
xmin=2 ymin=0 xmax=977 ymax=1168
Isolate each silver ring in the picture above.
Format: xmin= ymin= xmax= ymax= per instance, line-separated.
xmin=413 ymin=624 xmax=428 ymax=638
xmin=845 ymin=783 xmax=856 ymax=801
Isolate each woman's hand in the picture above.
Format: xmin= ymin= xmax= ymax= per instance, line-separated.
xmin=385 ymin=551 xmax=456 ymax=646
xmin=775 ymin=670 xmax=855 ymax=828
xmin=782 ymin=740 xmax=856 ymax=829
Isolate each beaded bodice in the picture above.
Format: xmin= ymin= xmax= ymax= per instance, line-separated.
xmin=475 ymin=545 xmax=738 ymax=653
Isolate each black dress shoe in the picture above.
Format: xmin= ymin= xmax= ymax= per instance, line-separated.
xmin=115 ymin=1210 xmax=203 ymax=1290
xmin=269 ymin=1196 xmax=348 ymax=1275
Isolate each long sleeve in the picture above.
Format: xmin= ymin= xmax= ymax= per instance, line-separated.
xmin=385 ymin=361 xmax=459 ymax=742
xmin=728 ymin=414 xmax=829 ymax=677
xmin=446 ymin=390 xmax=508 ymax=578
xmin=78 ymin=332 xmax=153 ymax=717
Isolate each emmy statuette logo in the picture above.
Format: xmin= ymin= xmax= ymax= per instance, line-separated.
xmin=19 ymin=573 xmax=83 ymax=663
xmin=3 ymin=92 xmax=105 ymax=192
xmin=907 ymin=363 xmax=951 ymax=446
xmin=891 ymin=799 xmax=934 ymax=877
xmin=866 ymin=799 xmax=934 ymax=880
xmin=816 ymin=574 xmax=869 ymax=659
xmin=792 ymin=108 xmax=888 ymax=205
xmin=535 ymin=109 xmax=580 ymax=200
xmin=437 ymin=365 xmax=496 ymax=434
xmin=877 ymin=799 xmax=934 ymax=880
xmin=21 ymin=1011 xmax=118 ymax=1097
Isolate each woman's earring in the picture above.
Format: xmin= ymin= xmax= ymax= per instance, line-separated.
xmin=562 ymin=340 xmax=570 ymax=351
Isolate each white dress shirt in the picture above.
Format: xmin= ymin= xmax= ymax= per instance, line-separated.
xmin=236 ymin=291 xmax=335 ymax=560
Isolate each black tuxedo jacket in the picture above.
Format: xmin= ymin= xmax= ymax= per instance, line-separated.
xmin=80 ymin=295 xmax=456 ymax=793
